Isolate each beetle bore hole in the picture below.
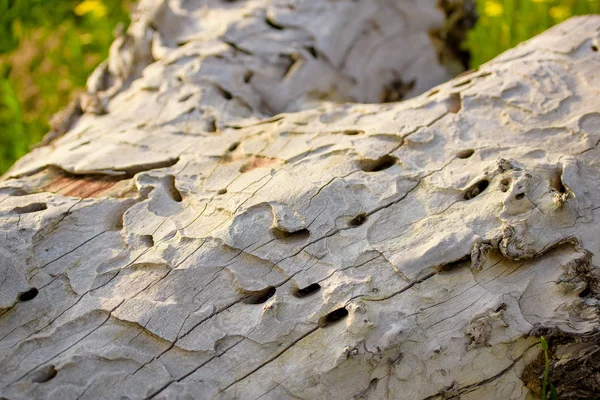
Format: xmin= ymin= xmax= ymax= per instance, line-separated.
xmin=217 ymin=188 xmax=227 ymax=195
xmin=579 ymin=286 xmax=592 ymax=298
xmin=13 ymin=202 xmax=47 ymax=215
xmin=456 ymin=149 xmax=474 ymax=159
xmin=348 ymin=213 xmax=367 ymax=227
xmin=318 ymin=307 xmax=349 ymax=327
xmin=31 ymin=365 xmax=57 ymax=383
xmin=593 ymin=45 xmax=599 ymax=52
xmin=265 ymin=16 xmax=284 ymax=30
xmin=305 ymin=46 xmax=318 ymax=58
xmin=218 ymin=87 xmax=233 ymax=100
xmin=358 ymin=155 xmax=396 ymax=172
xmin=19 ymin=288 xmax=39 ymax=302
xmin=515 ymin=193 xmax=525 ymax=200
xmin=227 ymin=142 xmax=240 ymax=152
xmin=140 ymin=235 xmax=154 ymax=247
xmin=551 ymin=169 xmax=567 ymax=194
xmin=293 ymin=283 xmax=321 ymax=298
xmin=463 ymin=179 xmax=489 ymax=200
xmin=271 ymin=227 xmax=310 ymax=241
xmin=500 ymin=178 xmax=511 ymax=192
xmin=436 ymin=255 xmax=470 ymax=273
xmin=243 ymin=286 xmax=276 ymax=304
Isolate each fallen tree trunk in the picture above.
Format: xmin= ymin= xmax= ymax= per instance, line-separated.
xmin=1 ymin=1 xmax=600 ymax=399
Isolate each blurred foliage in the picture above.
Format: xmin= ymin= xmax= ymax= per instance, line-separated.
xmin=467 ymin=0 xmax=600 ymax=67
xmin=0 ymin=0 xmax=131 ymax=173
xmin=1 ymin=1 xmax=600 ymax=173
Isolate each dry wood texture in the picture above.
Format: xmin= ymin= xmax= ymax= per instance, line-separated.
xmin=1 ymin=1 xmax=600 ymax=399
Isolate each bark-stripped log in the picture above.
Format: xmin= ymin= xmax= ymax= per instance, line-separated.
xmin=1 ymin=1 xmax=600 ymax=399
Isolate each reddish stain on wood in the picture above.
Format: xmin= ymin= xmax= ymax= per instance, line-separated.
xmin=239 ymin=156 xmax=284 ymax=173
xmin=43 ymin=172 xmax=135 ymax=199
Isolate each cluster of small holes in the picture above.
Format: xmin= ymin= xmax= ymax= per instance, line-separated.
xmin=499 ymin=178 xmax=511 ymax=193
xmin=19 ymin=288 xmax=39 ymax=302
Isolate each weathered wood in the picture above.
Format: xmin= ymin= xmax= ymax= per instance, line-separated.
xmin=1 ymin=1 xmax=600 ymax=399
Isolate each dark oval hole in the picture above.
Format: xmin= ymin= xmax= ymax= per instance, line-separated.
xmin=271 ymin=227 xmax=310 ymax=242
xmin=436 ymin=255 xmax=470 ymax=273
xmin=31 ymin=365 xmax=57 ymax=383
xmin=164 ymin=176 xmax=183 ymax=202
xmin=178 ymin=93 xmax=192 ymax=102
xmin=515 ymin=193 xmax=525 ymax=200
xmin=265 ymin=16 xmax=284 ymax=30
xmin=13 ymin=203 xmax=47 ymax=215
xmin=19 ymin=288 xmax=39 ymax=302
xmin=243 ymin=71 xmax=253 ymax=83
xmin=453 ymin=79 xmax=472 ymax=88
xmin=228 ymin=141 xmax=240 ymax=152
xmin=456 ymin=149 xmax=474 ymax=159
xmin=342 ymin=130 xmax=362 ymax=136
xmin=593 ymin=45 xmax=599 ymax=52
xmin=359 ymin=155 xmax=396 ymax=172
xmin=551 ymin=169 xmax=567 ymax=194
xmin=579 ymin=286 xmax=591 ymax=298
xmin=464 ymin=179 xmax=489 ymax=200
xmin=217 ymin=188 xmax=227 ymax=195
xmin=206 ymin=117 xmax=217 ymax=133
xmin=293 ymin=283 xmax=321 ymax=298
xmin=244 ymin=286 xmax=276 ymax=304
xmin=318 ymin=307 xmax=348 ymax=327
xmin=348 ymin=213 xmax=367 ymax=227
xmin=305 ymin=46 xmax=318 ymax=58
xmin=218 ymin=87 xmax=233 ymax=100
xmin=140 ymin=235 xmax=154 ymax=247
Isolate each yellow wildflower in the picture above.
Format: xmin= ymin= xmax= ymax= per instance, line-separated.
xmin=74 ymin=0 xmax=107 ymax=18
xmin=484 ymin=1 xmax=504 ymax=17
xmin=549 ymin=5 xmax=570 ymax=21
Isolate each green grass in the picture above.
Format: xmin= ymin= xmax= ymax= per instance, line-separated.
xmin=467 ymin=0 xmax=600 ymax=67
xmin=0 ymin=0 xmax=131 ymax=173
xmin=1 ymin=0 xmax=600 ymax=173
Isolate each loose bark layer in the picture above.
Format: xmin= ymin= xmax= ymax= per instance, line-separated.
xmin=1 ymin=1 xmax=600 ymax=399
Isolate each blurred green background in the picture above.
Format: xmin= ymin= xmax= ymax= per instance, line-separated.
xmin=1 ymin=0 xmax=600 ymax=174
